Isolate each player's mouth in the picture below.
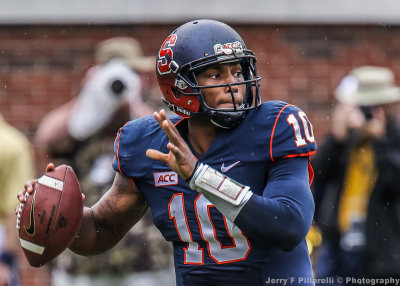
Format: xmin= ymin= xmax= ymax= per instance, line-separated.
xmin=217 ymin=101 xmax=244 ymax=109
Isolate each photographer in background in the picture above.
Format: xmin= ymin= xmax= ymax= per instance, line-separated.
xmin=35 ymin=37 xmax=156 ymax=167
xmin=312 ymin=66 xmax=400 ymax=283
xmin=35 ymin=37 xmax=174 ymax=286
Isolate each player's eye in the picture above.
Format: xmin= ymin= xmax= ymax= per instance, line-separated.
xmin=209 ymin=73 xmax=221 ymax=79
xmin=233 ymin=71 xmax=243 ymax=78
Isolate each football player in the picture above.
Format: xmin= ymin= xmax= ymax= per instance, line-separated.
xmin=19 ymin=19 xmax=317 ymax=285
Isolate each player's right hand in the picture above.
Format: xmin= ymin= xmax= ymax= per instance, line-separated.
xmin=146 ymin=109 xmax=198 ymax=181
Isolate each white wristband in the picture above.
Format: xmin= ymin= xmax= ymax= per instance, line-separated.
xmin=189 ymin=163 xmax=251 ymax=206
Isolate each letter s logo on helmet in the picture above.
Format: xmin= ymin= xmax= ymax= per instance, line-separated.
xmin=157 ymin=34 xmax=178 ymax=75
xmin=155 ymin=19 xmax=262 ymax=129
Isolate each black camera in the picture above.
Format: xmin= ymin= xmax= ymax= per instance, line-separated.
xmin=360 ymin=106 xmax=373 ymax=120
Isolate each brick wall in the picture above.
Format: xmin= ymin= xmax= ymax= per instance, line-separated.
xmin=2 ymin=24 xmax=400 ymax=151
xmin=2 ymin=24 xmax=400 ymax=144
xmin=1 ymin=23 xmax=400 ymax=285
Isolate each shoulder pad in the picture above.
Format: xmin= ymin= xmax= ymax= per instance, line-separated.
xmin=268 ymin=102 xmax=317 ymax=161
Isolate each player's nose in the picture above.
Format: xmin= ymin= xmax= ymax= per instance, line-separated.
xmin=224 ymin=76 xmax=239 ymax=93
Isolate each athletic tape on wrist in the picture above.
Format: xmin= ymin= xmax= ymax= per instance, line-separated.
xmin=189 ymin=163 xmax=251 ymax=206
xmin=185 ymin=161 xmax=200 ymax=183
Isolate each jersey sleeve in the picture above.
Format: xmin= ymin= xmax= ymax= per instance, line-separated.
xmin=234 ymin=156 xmax=314 ymax=250
xmin=112 ymin=115 xmax=157 ymax=178
xmin=269 ymin=102 xmax=317 ymax=162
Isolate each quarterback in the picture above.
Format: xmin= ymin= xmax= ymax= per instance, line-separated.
xmin=20 ymin=20 xmax=317 ymax=285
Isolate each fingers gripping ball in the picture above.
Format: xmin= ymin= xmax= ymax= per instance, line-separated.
xmin=16 ymin=165 xmax=83 ymax=267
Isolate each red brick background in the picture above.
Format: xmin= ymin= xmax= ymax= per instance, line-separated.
xmin=3 ymin=24 xmax=400 ymax=153
xmin=2 ymin=24 xmax=400 ymax=148
xmin=2 ymin=23 xmax=400 ymax=286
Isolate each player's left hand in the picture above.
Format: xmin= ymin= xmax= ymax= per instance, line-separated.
xmin=146 ymin=109 xmax=198 ymax=181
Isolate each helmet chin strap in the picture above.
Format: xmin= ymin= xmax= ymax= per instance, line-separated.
xmin=201 ymin=83 xmax=248 ymax=129
xmin=208 ymin=110 xmax=246 ymax=129
xmin=163 ymin=99 xmax=246 ymax=129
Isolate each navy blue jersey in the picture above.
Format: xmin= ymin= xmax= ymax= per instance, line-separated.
xmin=112 ymin=101 xmax=317 ymax=286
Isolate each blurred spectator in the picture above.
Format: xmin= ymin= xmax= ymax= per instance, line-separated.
xmin=312 ymin=66 xmax=400 ymax=283
xmin=0 ymin=114 xmax=51 ymax=286
xmin=35 ymin=37 xmax=156 ymax=166
xmin=34 ymin=37 xmax=174 ymax=286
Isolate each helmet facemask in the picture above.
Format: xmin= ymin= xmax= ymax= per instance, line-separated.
xmin=170 ymin=52 xmax=261 ymax=129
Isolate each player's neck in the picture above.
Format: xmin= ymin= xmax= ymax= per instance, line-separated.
xmin=187 ymin=118 xmax=218 ymax=155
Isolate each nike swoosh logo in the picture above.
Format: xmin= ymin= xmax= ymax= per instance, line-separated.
xmin=24 ymin=191 xmax=36 ymax=236
xmin=221 ymin=161 xmax=241 ymax=173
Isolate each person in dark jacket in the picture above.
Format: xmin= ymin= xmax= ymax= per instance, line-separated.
xmin=312 ymin=66 xmax=400 ymax=283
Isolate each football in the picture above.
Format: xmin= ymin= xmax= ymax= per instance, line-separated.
xmin=16 ymin=165 xmax=83 ymax=267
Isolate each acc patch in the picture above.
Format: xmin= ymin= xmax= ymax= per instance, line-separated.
xmin=153 ymin=171 xmax=179 ymax=187
xmin=213 ymin=41 xmax=243 ymax=55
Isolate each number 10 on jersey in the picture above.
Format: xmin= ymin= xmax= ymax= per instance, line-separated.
xmin=169 ymin=193 xmax=251 ymax=264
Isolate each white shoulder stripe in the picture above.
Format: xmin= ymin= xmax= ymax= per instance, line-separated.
xmin=20 ymin=238 xmax=45 ymax=255
xmin=38 ymin=175 xmax=64 ymax=191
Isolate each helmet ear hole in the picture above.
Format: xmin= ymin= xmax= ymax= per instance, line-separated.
xmin=170 ymin=87 xmax=182 ymax=99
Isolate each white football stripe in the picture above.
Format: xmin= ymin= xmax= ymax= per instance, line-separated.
xmin=38 ymin=175 xmax=64 ymax=191
xmin=20 ymin=238 xmax=45 ymax=255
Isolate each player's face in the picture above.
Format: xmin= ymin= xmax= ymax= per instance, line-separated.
xmin=196 ymin=62 xmax=245 ymax=109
